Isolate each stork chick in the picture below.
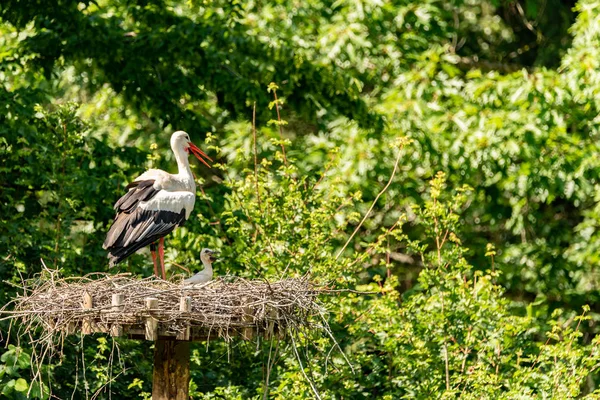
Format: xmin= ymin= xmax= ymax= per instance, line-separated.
xmin=183 ymin=248 xmax=219 ymax=284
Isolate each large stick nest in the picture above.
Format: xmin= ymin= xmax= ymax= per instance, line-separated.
xmin=1 ymin=271 xmax=324 ymax=342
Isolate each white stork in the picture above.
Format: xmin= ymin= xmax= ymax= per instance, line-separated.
xmin=103 ymin=131 xmax=212 ymax=279
xmin=183 ymin=248 xmax=218 ymax=284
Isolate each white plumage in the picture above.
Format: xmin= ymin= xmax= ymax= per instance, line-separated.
xmin=139 ymin=191 xmax=196 ymax=218
xmin=103 ymin=131 xmax=212 ymax=279
xmin=184 ymin=248 xmax=218 ymax=284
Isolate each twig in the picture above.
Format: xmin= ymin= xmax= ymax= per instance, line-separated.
xmin=53 ymin=123 xmax=68 ymax=267
xmin=336 ymin=143 xmax=405 ymax=260
xmin=290 ymin=333 xmax=322 ymax=399
xmin=263 ymin=338 xmax=275 ymax=400
xmin=0 ymin=270 xmax=357 ymax=399
xmin=271 ymin=87 xmax=288 ymax=166
xmin=253 ymin=102 xmax=262 ymax=212
xmin=0 ymin=273 xmax=324 ymax=341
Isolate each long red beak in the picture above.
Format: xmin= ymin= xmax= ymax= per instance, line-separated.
xmin=187 ymin=142 xmax=213 ymax=168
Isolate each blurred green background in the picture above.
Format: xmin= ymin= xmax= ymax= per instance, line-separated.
xmin=3 ymin=0 xmax=600 ymax=398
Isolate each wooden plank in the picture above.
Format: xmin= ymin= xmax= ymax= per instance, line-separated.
xmin=117 ymin=324 xmax=263 ymax=342
xmin=152 ymin=339 xmax=190 ymax=400
xmin=145 ymin=297 xmax=159 ymax=341
xmin=110 ymin=293 xmax=124 ymax=337
xmin=81 ymin=291 xmax=93 ymax=335
xmin=176 ymin=296 xmax=192 ymax=341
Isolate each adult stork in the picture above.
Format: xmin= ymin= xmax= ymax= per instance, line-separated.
xmin=103 ymin=131 xmax=212 ymax=279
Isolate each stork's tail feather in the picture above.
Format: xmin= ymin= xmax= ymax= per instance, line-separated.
xmin=108 ymin=254 xmax=119 ymax=268
xmin=106 ymin=233 xmax=165 ymax=267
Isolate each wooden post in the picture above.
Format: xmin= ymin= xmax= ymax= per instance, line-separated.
xmin=66 ymin=321 xmax=76 ymax=335
xmin=152 ymin=339 xmax=190 ymax=400
xmin=82 ymin=292 xmax=93 ymax=334
xmin=111 ymin=293 xmax=124 ymax=337
xmin=265 ymin=306 xmax=276 ymax=339
xmin=145 ymin=297 xmax=159 ymax=341
xmin=176 ymin=296 xmax=192 ymax=341
xmin=241 ymin=297 xmax=254 ymax=340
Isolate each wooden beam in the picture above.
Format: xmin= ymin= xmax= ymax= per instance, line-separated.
xmin=152 ymin=339 xmax=190 ymax=400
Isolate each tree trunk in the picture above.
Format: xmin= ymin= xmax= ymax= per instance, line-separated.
xmin=152 ymin=339 xmax=191 ymax=400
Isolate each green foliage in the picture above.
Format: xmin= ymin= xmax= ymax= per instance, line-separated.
xmin=321 ymin=174 xmax=600 ymax=398
xmin=3 ymin=0 xmax=600 ymax=398
xmin=0 ymin=104 xmax=148 ymax=300
xmin=0 ymin=345 xmax=48 ymax=399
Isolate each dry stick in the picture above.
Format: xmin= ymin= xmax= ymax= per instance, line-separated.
xmin=253 ymin=102 xmax=262 ymax=212
xmin=53 ymin=123 xmax=69 ymax=268
xmin=263 ymin=337 xmax=275 ymax=400
xmin=71 ymin=352 xmax=80 ymax=400
xmin=80 ymin=334 xmax=90 ymax=400
xmin=335 ymin=145 xmax=405 ymax=260
xmin=91 ymin=369 xmax=127 ymax=400
xmin=5 ymin=317 xmax=13 ymax=348
xmin=290 ymin=332 xmax=322 ymax=400
xmin=113 ymin=337 xmax=125 ymax=372
xmin=440 ymin=289 xmax=450 ymax=392
xmin=196 ymin=184 xmax=234 ymax=245
xmin=97 ymin=338 xmax=115 ymax=400
xmin=310 ymin=160 xmax=332 ymax=193
xmin=28 ymin=332 xmax=50 ymax=398
xmin=318 ymin=312 xmax=354 ymax=373
xmin=302 ymin=326 xmax=323 ymax=395
xmin=170 ymin=262 xmax=190 ymax=274
xmin=443 ymin=342 xmax=450 ymax=391
xmin=222 ymin=169 xmax=276 ymax=259
xmin=268 ymin=338 xmax=280 ymax=377
xmin=5 ymin=274 xmax=321 ymax=340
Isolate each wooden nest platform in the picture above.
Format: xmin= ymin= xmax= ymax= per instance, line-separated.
xmin=2 ymin=272 xmax=322 ymax=342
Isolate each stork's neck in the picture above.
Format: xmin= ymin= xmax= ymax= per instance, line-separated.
xmin=201 ymin=258 xmax=213 ymax=274
xmin=173 ymin=145 xmax=195 ymax=190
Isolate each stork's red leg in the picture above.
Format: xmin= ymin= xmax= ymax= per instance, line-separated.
xmin=150 ymin=242 xmax=159 ymax=277
xmin=158 ymin=237 xmax=166 ymax=280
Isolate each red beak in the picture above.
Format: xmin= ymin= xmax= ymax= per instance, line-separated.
xmin=187 ymin=142 xmax=213 ymax=168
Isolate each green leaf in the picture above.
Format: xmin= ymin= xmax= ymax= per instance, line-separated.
xmin=2 ymin=379 xmax=15 ymax=394
xmin=14 ymin=378 xmax=28 ymax=392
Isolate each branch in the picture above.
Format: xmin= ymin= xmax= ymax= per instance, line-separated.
xmin=336 ymin=142 xmax=406 ymax=260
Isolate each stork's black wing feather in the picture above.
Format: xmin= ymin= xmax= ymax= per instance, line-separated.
xmin=104 ymin=179 xmax=160 ymax=252
xmin=104 ymin=208 xmax=186 ymax=266
xmin=113 ymin=179 xmax=159 ymax=213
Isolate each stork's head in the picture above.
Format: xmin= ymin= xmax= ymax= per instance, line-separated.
xmin=170 ymin=130 xmax=213 ymax=168
xmin=200 ymin=248 xmax=219 ymax=264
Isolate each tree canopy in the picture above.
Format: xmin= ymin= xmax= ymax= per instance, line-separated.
xmin=2 ymin=0 xmax=600 ymax=398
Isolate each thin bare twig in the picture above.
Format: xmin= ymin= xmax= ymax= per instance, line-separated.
xmin=0 ymin=268 xmax=364 ymax=399
xmin=336 ymin=144 xmax=405 ymax=260
xmin=272 ymin=88 xmax=288 ymax=166
xmin=290 ymin=333 xmax=322 ymax=399
xmin=253 ymin=102 xmax=262 ymax=212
